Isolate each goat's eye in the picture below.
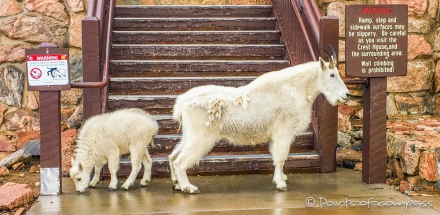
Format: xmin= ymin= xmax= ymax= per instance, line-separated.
xmin=77 ymin=178 xmax=81 ymax=181
xmin=330 ymin=74 xmax=335 ymax=77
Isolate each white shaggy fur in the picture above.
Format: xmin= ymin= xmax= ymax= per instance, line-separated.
xmin=169 ymin=57 xmax=350 ymax=193
xmin=70 ymin=108 xmax=158 ymax=193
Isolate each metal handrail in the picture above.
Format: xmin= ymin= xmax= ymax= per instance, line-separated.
xmin=291 ymin=0 xmax=317 ymax=60
xmin=300 ymin=0 xmax=320 ymax=48
xmin=70 ymin=0 xmax=114 ymax=88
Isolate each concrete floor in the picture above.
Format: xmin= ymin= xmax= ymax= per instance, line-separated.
xmin=28 ymin=168 xmax=440 ymax=214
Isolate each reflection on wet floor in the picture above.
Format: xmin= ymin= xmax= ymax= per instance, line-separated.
xmin=28 ymin=168 xmax=440 ymax=215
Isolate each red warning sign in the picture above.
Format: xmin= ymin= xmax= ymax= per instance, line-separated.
xmin=26 ymin=54 xmax=69 ymax=86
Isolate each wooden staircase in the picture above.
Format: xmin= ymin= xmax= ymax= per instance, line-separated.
xmin=103 ymin=5 xmax=320 ymax=178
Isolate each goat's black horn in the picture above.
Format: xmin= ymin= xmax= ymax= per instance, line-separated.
xmin=328 ymin=44 xmax=337 ymax=59
xmin=320 ymin=47 xmax=332 ymax=60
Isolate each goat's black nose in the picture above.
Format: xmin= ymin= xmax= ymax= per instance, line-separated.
xmin=346 ymin=93 xmax=351 ymax=99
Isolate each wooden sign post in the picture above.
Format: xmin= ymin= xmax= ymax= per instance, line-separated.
xmin=345 ymin=5 xmax=408 ymax=183
xmin=25 ymin=43 xmax=70 ymax=195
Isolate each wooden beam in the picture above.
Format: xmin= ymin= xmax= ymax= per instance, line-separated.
xmin=314 ymin=16 xmax=339 ymax=173
xmin=362 ymin=77 xmax=387 ymax=183
xmin=82 ymin=17 xmax=102 ymax=120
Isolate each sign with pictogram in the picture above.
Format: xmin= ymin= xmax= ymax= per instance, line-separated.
xmin=25 ymin=46 xmax=70 ymax=91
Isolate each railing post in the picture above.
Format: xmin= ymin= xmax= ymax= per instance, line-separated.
xmin=26 ymin=43 xmax=70 ymax=195
xmin=39 ymin=91 xmax=62 ymax=194
xmin=314 ymin=16 xmax=339 ymax=173
xmin=362 ymin=78 xmax=387 ymax=183
xmin=82 ymin=16 xmax=102 ymax=120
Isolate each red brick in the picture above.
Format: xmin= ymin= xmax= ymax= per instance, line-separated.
xmin=0 ymin=182 xmax=34 ymax=210
xmin=16 ymin=131 xmax=40 ymax=150
xmin=419 ymin=151 xmax=439 ymax=181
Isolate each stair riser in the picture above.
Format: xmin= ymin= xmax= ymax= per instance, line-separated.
xmin=115 ymin=6 xmax=273 ymax=18
xmin=110 ymin=61 xmax=290 ymax=76
xmin=102 ymin=156 xmax=320 ymax=179
xmin=112 ymin=31 xmax=282 ymax=44
xmin=114 ymin=18 xmax=276 ymax=31
xmin=112 ymin=45 xmax=285 ymax=60
xmin=109 ymin=78 xmax=253 ymax=95
xmin=107 ymin=96 xmax=175 ymax=114
xmin=157 ymin=118 xmax=180 ymax=134
xmin=150 ymin=133 xmax=314 ymax=154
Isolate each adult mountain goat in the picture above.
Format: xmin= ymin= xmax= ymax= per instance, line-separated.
xmin=70 ymin=108 xmax=158 ymax=192
xmin=169 ymin=50 xmax=350 ymax=194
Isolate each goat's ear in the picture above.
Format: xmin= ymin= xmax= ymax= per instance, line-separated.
xmin=319 ymin=57 xmax=326 ymax=71
xmin=79 ymin=162 xmax=83 ymax=171
xmin=71 ymin=157 xmax=75 ymax=165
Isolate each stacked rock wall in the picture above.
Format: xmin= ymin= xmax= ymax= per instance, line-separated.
xmin=323 ymin=0 xmax=440 ymax=192
xmin=0 ymin=0 xmax=87 ymax=164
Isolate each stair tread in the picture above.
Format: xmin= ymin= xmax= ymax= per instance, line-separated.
xmin=108 ymin=94 xmax=178 ymax=99
xmin=111 ymin=44 xmax=285 ymax=60
xmin=112 ymin=30 xmax=282 ymax=45
xmin=112 ymin=44 xmax=284 ymax=47
xmin=116 ymin=5 xmax=272 ymax=8
xmin=115 ymin=17 xmax=276 ymax=20
xmin=154 ymin=131 xmax=314 ymax=138
xmin=110 ymin=76 xmax=256 ymax=80
xmin=120 ymin=152 xmax=319 ymax=163
xmin=112 ymin=59 xmax=289 ymax=63
xmin=115 ymin=5 xmax=273 ymax=18
xmin=113 ymin=30 xmax=281 ymax=33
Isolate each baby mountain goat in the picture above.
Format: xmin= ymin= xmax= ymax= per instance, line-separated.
xmin=70 ymin=108 xmax=158 ymax=192
xmin=169 ymin=51 xmax=350 ymax=194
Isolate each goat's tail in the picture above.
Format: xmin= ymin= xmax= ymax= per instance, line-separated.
xmin=149 ymin=137 xmax=155 ymax=149
xmin=172 ymin=95 xmax=185 ymax=132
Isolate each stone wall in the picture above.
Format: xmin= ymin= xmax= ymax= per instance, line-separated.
xmin=324 ymin=0 xmax=440 ymax=192
xmin=0 ymin=0 xmax=87 ymax=165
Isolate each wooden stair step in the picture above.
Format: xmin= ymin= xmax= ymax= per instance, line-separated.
xmin=114 ymin=17 xmax=276 ymax=31
xmin=114 ymin=5 xmax=273 ymax=18
xmin=111 ymin=44 xmax=285 ymax=60
xmin=102 ymin=152 xmax=320 ymax=179
xmin=108 ymin=76 xmax=255 ymax=95
xmin=107 ymin=95 xmax=176 ymax=115
xmin=153 ymin=116 xmax=313 ymax=140
xmin=110 ymin=60 xmax=290 ymax=77
xmin=150 ymin=132 xmax=314 ymax=154
xmin=112 ymin=30 xmax=282 ymax=44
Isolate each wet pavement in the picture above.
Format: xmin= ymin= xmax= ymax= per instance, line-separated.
xmin=28 ymin=168 xmax=440 ymax=214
